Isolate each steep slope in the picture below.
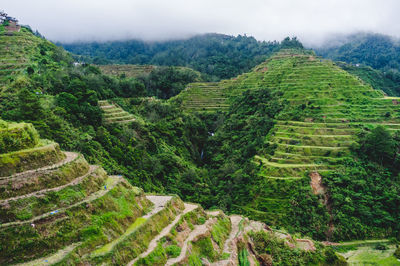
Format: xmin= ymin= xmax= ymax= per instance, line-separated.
xmin=335 ymin=61 xmax=400 ymax=96
xmin=62 ymin=33 xmax=280 ymax=80
xmin=239 ymin=50 xmax=400 ymax=227
xmin=177 ymin=49 xmax=400 ymax=233
xmin=98 ymin=100 xmax=136 ymax=124
xmin=0 ymin=27 xmax=72 ymax=92
xmin=0 ymin=28 xmax=39 ymax=88
xmin=0 ymin=119 xmax=344 ymax=265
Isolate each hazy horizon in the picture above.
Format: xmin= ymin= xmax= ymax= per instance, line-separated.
xmin=3 ymin=0 xmax=400 ymax=46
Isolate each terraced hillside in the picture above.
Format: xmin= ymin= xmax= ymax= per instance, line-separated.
xmin=0 ymin=119 xmax=341 ymax=265
xmin=241 ymin=51 xmax=400 ymax=225
xmin=98 ymin=100 xmax=136 ymax=124
xmin=178 ymin=49 xmax=400 ymax=226
xmin=0 ymin=28 xmax=39 ymax=88
xmin=97 ymin=64 xmax=155 ymax=78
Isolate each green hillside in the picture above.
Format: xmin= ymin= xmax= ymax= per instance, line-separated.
xmin=1 ymin=15 xmax=400 ymax=264
xmin=0 ymin=27 xmax=66 ymax=89
xmin=0 ymin=120 xmax=344 ymax=265
xmin=176 ymin=49 xmax=400 ymax=241
xmin=336 ymin=61 xmax=400 ymax=96
xmin=314 ymin=33 xmax=400 ymax=96
xmin=61 ymin=33 xmax=281 ymax=80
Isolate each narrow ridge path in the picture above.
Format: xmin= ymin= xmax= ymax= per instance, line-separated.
xmin=0 ymin=151 xmax=78 ymax=181
xmin=0 ymin=175 xmax=122 ymax=228
xmin=211 ymin=215 xmax=243 ymax=266
xmin=0 ymin=165 xmax=97 ymax=205
xmin=127 ymin=202 xmax=197 ymax=266
xmin=144 ymin=195 xmax=173 ymax=218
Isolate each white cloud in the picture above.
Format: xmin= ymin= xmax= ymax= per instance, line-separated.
xmin=3 ymin=0 xmax=400 ymax=44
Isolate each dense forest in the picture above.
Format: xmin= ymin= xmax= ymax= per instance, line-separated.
xmin=61 ymin=34 xmax=303 ymax=80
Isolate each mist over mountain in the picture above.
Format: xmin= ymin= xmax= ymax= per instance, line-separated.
xmin=61 ymin=34 xmax=303 ymax=80
xmin=3 ymin=0 xmax=400 ymax=45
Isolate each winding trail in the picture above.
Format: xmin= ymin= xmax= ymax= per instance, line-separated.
xmin=143 ymin=195 xmax=173 ymax=218
xmin=0 ymin=165 xmax=97 ymax=205
xmin=211 ymin=215 xmax=243 ymax=266
xmin=165 ymin=217 xmax=217 ymax=266
xmin=0 ymin=152 xmax=78 ymax=181
xmin=127 ymin=202 xmax=197 ymax=265
xmin=0 ymin=175 xmax=122 ymax=228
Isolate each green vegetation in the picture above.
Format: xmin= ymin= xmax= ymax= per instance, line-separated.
xmin=0 ymin=167 xmax=108 ymax=223
xmin=395 ymin=246 xmax=400 ymax=259
xmin=98 ymin=65 xmax=203 ymax=99
xmin=187 ymin=214 xmax=231 ymax=263
xmin=315 ymin=32 xmax=400 ymax=95
xmin=238 ymin=248 xmax=251 ymax=266
xmin=336 ymin=61 xmax=400 ymax=96
xmin=62 ymin=33 xmax=284 ymax=80
xmin=3 ymin=23 xmax=400 ymax=265
xmin=334 ymin=240 xmax=400 ymax=265
xmin=0 ymin=140 xmax=65 ymax=176
xmin=92 ymin=217 xmax=147 ymax=255
xmin=249 ymin=230 xmax=344 ymax=265
xmin=0 ymin=120 xmax=39 ymax=153
xmin=0 ymin=154 xmax=89 ymax=199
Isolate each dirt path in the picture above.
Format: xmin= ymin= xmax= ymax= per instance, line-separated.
xmin=0 ymin=152 xmax=78 ymax=181
xmin=0 ymin=175 xmax=122 ymax=228
xmin=143 ymin=195 xmax=173 ymax=218
xmin=211 ymin=215 xmax=243 ymax=266
xmin=165 ymin=217 xmax=217 ymax=266
xmin=127 ymin=202 xmax=197 ymax=266
xmin=309 ymin=171 xmax=335 ymax=238
xmin=206 ymin=210 xmax=222 ymax=216
xmin=310 ymin=171 xmax=326 ymax=195
xmin=0 ymin=165 xmax=97 ymax=205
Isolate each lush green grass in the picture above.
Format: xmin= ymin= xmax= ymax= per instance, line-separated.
xmin=93 ymin=217 xmax=147 ymax=255
xmin=0 ymin=120 xmax=39 ymax=153
xmin=336 ymin=241 xmax=400 ymax=265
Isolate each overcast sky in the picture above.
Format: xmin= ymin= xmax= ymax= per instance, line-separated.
xmin=3 ymin=0 xmax=400 ymax=45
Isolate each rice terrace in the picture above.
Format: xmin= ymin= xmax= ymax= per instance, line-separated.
xmin=1 ymin=1 xmax=400 ymax=265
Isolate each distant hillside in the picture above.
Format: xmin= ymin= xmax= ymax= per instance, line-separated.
xmin=314 ymin=33 xmax=400 ymax=95
xmin=178 ymin=49 xmax=400 ymax=242
xmin=61 ymin=34 xmax=302 ymax=80
xmin=336 ymin=62 xmax=400 ymax=96
xmin=315 ymin=33 xmax=400 ymax=71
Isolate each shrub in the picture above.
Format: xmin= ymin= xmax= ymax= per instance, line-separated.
xmin=165 ymin=245 xmax=181 ymax=258
xmin=394 ymin=247 xmax=400 ymax=259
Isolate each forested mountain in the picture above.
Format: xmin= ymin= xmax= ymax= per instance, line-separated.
xmin=61 ymin=34 xmax=303 ymax=80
